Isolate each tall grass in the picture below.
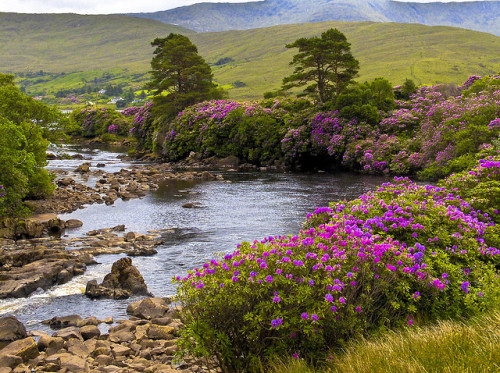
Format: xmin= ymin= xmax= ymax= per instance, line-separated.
xmin=271 ymin=310 xmax=500 ymax=372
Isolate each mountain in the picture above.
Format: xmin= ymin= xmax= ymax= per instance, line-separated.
xmin=129 ymin=0 xmax=500 ymax=36
xmin=0 ymin=13 xmax=193 ymax=72
xmin=1 ymin=13 xmax=500 ymax=100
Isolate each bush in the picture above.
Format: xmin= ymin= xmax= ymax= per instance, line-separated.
xmin=174 ymin=165 xmax=500 ymax=371
xmin=70 ymin=107 xmax=130 ymax=138
xmin=0 ymin=74 xmax=60 ymax=216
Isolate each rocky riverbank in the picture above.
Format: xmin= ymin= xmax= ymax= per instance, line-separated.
xmin=0 ymin=298 xmax=218 ymax=373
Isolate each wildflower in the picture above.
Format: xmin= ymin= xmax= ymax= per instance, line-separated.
xmin=301 ymin=313 xmax=309 ymax=320
xmin=271 ymin=318 xmax=283 ymax=328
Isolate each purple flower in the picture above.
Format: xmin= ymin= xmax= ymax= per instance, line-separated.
xmin=461 ymin=281 xmax=470 ymax=294
xmin=311 ymin=314 xmax=319 ymax=323
xmin=325 ymin=293 xmax=333 ymax=302
xmin=301 ymin=313 xmax=309 ymax=320
xmin=271 ymin=318 xmax=283 ymax=328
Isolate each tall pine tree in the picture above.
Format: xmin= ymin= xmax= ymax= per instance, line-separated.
xmin=282 ymin=28 xmax=359 ymax=104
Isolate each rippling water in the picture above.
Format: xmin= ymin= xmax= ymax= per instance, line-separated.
xmin=0 ymin=146 xmax=389 ymax=332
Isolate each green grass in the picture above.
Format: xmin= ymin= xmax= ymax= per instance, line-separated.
xmin=1 ymin=13 xmax=500 ymax=100
xmin=270 ymin=310 xmax=500 ymax=373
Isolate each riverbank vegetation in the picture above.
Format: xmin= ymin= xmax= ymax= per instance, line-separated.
xmin=0 ymin=74 xmax=65 ymax=217
xmin=173 ymin=153 xmax=500 ymax=371
xmin=270 ymin=308 xmax=500 ymax=372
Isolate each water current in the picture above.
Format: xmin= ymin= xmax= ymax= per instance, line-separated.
xmin=0 ymin=145 xmax=389 ymax=332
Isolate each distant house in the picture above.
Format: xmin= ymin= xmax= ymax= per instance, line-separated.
xmin=109 ymin=97 xmax=124 ymax=104
xmin=98 ymin=89 xmax=106 ymax=94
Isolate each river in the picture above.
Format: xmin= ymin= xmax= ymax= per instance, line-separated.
xmin=0 ymin=145 xmax=389 ymax=332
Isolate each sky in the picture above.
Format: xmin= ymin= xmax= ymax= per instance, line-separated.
xmin=0 ymin=0 xmax=492 ymax=15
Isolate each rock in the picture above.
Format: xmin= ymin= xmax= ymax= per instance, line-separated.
xmin=201 ymin=171 xmax=216 ymax=181
xmin=147 ymin=325 xmax=174 ymax=340
xmin=45 ymin=337 xmax=65 ymax=356
xmin=0 ymin=317 xmax=27 ymax=342
xmin=42 ymin=315 xmax=83 ymax=329
xmin=79 ymin=325 xmax=100 ymax=340
xmin=85 ymin=257 xmax=151 ymax=299
xmin=45 ymin=218 xmax=66 ymax=235
xmin=217 ymin=155 xmax=240 ymax=168
xmin=112 ymin=225 xmax=125 ymax=232
xmin=57 ymin=178 xmax=74 ymax=187
xmin=96 ymin=163 xmax=106 ymax=168
xmin=111 ymin=345 xmax=131 ymax=357
xmin=66 ymin=339 xmax=91 ymax=359
xmin=59 ymin=353 xmax=90 ymax=373
xmin=35 ymin=333 xmax=51 ymax=351
xmin=75 ymin=163 xmax=91 ymax=173
xmin=77 ymin=316 xmax=100 ymax=327
xmin=52 ymin=327 xmax=83 ymax=341
xmin=0 ymin=337 xmax=38 ymax=363
xmin=65 ymin=219 xmax=83 ymax=229
xmin=181 ymin=202 xmax=203 ymax=209
xmin=0 ymin=354 xmax=22 ymax=369
xmin=94 ymin=354 xmax=113 ymax=366
xmin=126 ymin=298 xmax=170 ymax=320
xmin=124 ymin=232 xmax=136 ymax=242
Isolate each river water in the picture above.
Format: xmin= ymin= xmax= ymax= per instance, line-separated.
xmin=0 ymin=145 xmax=389 ymax=331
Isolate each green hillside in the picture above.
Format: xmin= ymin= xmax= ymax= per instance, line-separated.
xmin=0 ymin=13 xmax=193 ymax=72
xmin=0 ymin=13 xmax=499 ymax=101
xmin=193 ymin=21 xmax=500 ymax=100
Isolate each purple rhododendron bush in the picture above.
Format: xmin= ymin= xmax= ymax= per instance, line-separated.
xmin=147 ymin=75 xmax=499 ymax=178
xmin=173 ymin=155 xmax=500 ymax=372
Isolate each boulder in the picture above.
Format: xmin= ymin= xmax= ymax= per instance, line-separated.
xmin=126 ymin=298 xmax=170 ymax=320
xmin=42 ymin=315 xmax=83 ymax=329
xmin=52 ymin=327 xmax=83 ymax=341
xmin=79 ymin=325 xmax=100 ymax=340
xmin=65 ymin=219 xmax=83 ymax=229
xmin=0 ymin=337 xmax=38 ymax=363
xmin=0 ymin=317 xmax=26 ymax=343
xmin=75 ymin=162 xmax=91 ymax=173
xmin=0 ymin=354 xmax=22 ymax=369
xmin=85 ymin=257 xmax=151 ymax=299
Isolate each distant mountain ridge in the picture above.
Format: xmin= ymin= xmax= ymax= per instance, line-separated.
xmin=129 ymin=0 xmax=500 ymax=36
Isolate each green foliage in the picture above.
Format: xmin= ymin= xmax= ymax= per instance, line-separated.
xmin=282 ymin=28 xmax=359 ymax=104
xmin=147 ymin=33 xmax=225 ymax=121
xmin=174 ymin=166 xmax=500 ymax=371
xmin=3 ymin=14 xmax=500 ymax=102
xmin=271 ymin=309 xmax=500 ymax=373
xmin=394 ymin=78 xmax=417 ymax=100
xmin=0 ymin=73 xmax=61 ymax=216
xmin=69 ymin=106 xmax=130 ymax=138
xmin=335 ymin=77 xmax=395 ymax=124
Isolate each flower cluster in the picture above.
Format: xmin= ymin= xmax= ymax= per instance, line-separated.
xmin=174 ymin=159 xmax=500 ymax=370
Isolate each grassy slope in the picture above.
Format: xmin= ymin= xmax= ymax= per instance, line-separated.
xmin=1 ymin=14 xmax=499 ymax=100
xmin=272 ymin=309 xmax=500 ymax=372
xmin=192 ymin=21 xmax=500 ymax=100
xmin=0 ymin=13 xmax=193 ymax=73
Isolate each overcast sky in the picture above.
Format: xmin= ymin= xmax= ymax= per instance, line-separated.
xmin=0 ymin=0 xmax=491 ymax=15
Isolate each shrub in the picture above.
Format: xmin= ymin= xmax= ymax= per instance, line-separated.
xmin=174 ymin=166 xmax=500 ymax=371
xmin=70 ymin=107 xmax=130 ymax=138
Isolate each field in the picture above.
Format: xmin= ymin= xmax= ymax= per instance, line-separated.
xmin=1 ymin=13 xmax=500 ymax=100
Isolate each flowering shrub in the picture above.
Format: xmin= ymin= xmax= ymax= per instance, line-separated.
xmin=346 ymin=78 xmax=500 ymax=178
xmin=174 ymin=165 xmax=500 ymax=371
xmin=128 ymin=103 xmax=155 ymax=149
xmin=70 ymin=107 xmax=130 ymax=137
xmin=157 ymin=99 xmax=312 ymax=164
xmin=439 ymin=152 xmax=500 ymax=224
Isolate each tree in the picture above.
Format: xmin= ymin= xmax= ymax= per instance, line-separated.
xmin=0 ymin=74 xmax=63 ymax=215
xmin=282 ymin=28 xmax=359 ymax=104
xmin=147 ymin=33 xmax=224 ymax=119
